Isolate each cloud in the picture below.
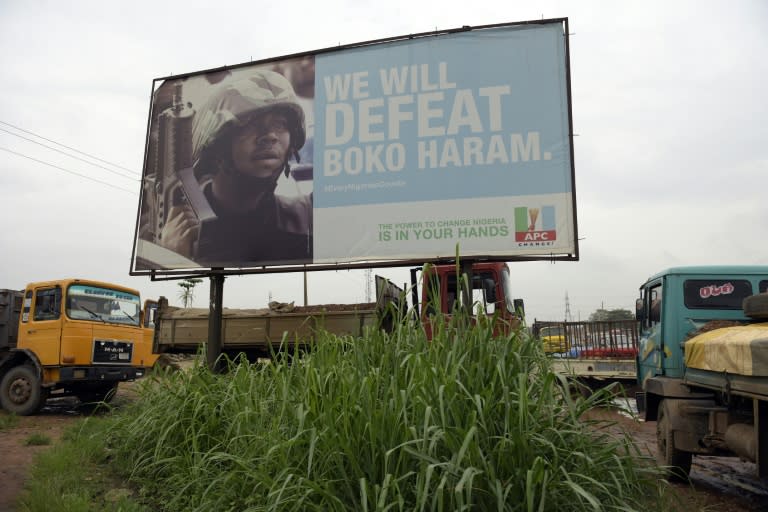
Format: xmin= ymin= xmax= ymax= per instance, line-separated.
xmin=0 ymin=0 xmax=766 ymax=321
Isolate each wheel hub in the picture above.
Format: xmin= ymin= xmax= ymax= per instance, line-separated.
xmin=8 ymin=377 xmax=32 ymax=405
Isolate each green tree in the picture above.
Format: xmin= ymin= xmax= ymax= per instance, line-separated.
xmin=588 ymin=308 xmax=634 ymax=321
xmin=177 ymin=278 xmax=203 ymax=308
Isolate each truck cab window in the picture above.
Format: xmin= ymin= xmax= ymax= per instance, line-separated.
xmin=760 ymin=281 xmax=768 ymax=294
xmin=647 ymin=285 xmax=662 ymax=328
xmin=424 ymin=272 xmax=442 ymax=316
xmin=447 ymin=272 xmax=497 ymax=315
xmin=472 ymin=288 xmax=489 ymax=314
xmin=446 ymin=274 xmax=460 ymax=313
xmin=33 ymin=288 xmax=61 ymax=321
xmin=683 ymin=279 xmax=753 ymax=310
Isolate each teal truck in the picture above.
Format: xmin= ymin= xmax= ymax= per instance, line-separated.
xmin=635 ymin=266 xmax=768 ymax=479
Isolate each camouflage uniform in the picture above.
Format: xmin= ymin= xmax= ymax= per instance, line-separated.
xmin=188 ymin=69 xmax=312 ymax=266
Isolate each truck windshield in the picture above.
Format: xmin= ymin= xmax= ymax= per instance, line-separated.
xmin=66 ymin=284 xmax=141 ymax=326
xmin=541 ymin=326 xmax=564 ymax=337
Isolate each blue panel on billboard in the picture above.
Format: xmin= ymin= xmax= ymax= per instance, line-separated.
xmin=313 ymin=24 xmax=571 ymax=208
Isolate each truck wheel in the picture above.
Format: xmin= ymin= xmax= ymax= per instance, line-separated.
xmin=657 ymin=400 xmax=692 ymax=481
xmin=76 ymin=383 xmax=119 ymax=405
xmin=0 ymin=365 xmax=46 ymax=415
xmin=743 ymin=293 xmax=768 ymax=319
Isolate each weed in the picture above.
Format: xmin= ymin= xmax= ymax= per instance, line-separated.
xmin=24 ymin=433 xmax=51 ymax=446
xmin=17 ymin=418 xmax=149 ymax=512
xmin=0 ymin=412 xmax=19 ymax=430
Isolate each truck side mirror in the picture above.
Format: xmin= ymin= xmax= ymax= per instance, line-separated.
xmin=513 ymin=298 xmax=525 ymax=319
xmin=635 ymin=298 xmax=645 ymax=321
xmin=484 ymin=279 xmax=497 ymax=303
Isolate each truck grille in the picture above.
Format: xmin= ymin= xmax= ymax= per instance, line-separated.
xmin=92 ymin=339 xmax=133 ymax=365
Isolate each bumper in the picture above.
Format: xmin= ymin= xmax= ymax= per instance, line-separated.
xmin=59 ymin=366 xmax=145 ymax=383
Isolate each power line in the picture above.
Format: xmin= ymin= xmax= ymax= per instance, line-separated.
xmin=0 ymin=127 xmax=138 ymax=181
xmin=0 ymin=146 xmax=137 ymax=195
xmin=0 ymin=119 xmax=140 ymax=176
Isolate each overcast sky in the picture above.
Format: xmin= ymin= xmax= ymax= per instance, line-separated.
xmin=1 ymin=0 xmax=766 ymax=322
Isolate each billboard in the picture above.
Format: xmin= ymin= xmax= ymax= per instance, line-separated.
xmin=131 ymin=19 xmax=577 ymax=274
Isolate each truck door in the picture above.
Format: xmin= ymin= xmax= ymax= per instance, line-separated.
xmin=374 ymin=277 xmax=404 ymax=333
xmin=19 ymin=287 xmax=63 ymax=366
xmin=637 ymin=282 xmax=663 ymax=385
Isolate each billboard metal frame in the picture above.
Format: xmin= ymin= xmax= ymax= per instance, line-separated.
xmin=130 ymin=18 xmax=578 ymax=280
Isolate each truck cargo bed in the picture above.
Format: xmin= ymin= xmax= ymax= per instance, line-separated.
xmin=684 ymin=323 xmax=768 ymax=377
xmin=0 ymin=289 xmax=22 ymax=350
xmin=153 ymin=301 xmax=380 ymax=354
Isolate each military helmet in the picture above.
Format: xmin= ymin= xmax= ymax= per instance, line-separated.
xmin=191 ymin=69 xmax=306 ymax=166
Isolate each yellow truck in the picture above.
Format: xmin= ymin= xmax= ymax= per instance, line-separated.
xmin=0 ymin=279 xmax=157 ymax=415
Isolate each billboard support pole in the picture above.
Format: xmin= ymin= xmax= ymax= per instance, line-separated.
xmin=207 ymin=270 xmax=225 ymax=373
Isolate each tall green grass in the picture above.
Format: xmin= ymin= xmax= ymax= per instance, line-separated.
xmin=99 ymin=308 xmax=662 ymax=511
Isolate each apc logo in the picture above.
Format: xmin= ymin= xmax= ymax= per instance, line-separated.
xmin=514 ymin=206 xmax=557 ymax=243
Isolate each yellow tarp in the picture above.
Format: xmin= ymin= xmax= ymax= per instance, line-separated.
xmin=685 ymin=323 xmax=768 ymax=377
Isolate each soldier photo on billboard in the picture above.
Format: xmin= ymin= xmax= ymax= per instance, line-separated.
xmin=158 ymin=69 xmax=313 ymax=266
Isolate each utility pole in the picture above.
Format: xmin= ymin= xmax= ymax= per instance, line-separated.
xmin=565 ymin=291 xmax=573 ymax=322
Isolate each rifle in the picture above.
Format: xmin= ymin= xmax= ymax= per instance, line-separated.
xmin=141 ymin=81 xmax=213 ymax=259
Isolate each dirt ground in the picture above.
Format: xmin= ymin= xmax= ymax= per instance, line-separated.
xmin=0 ymin=386 xmax=139 ymax=512
xmin=0 ymin=410 xmax=71 ymax=512
xmin=1 ymin=388 xmax=767 ymax=511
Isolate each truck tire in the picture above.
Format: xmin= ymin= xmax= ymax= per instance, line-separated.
xmin=743 ymin=293 xmax=768 ymax=319
xmin=0 ymin=365 xmax=47 ymax=415
xmin=656 ymin=400 xmax=692 ymax=481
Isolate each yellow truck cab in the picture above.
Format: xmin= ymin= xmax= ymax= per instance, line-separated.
xmin=0 ymin=279 xmax=155 ymax=415
xmin=538 ymin=325 xmax=569 ymax=353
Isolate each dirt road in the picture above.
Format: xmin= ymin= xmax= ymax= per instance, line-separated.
xmin=1 ymin=393 xmax=767 ymax=511
xmin=590 ymin=399 xmax=768 ymax=511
